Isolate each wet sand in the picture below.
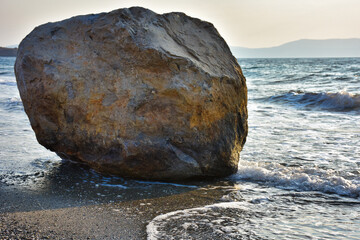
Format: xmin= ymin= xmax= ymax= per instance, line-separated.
xmin=0 ymin=178 xmax=231 ymax=239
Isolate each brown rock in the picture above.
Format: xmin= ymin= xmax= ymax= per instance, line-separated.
xmin=15 ymin=7 xmax=247 ymax=180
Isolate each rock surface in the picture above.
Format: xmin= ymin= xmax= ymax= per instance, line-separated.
xmin=15 ymin=7 xmax=247 ymax=180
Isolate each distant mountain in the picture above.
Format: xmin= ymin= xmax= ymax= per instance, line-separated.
xmin=3 ymin=39 xmax=359 ymax=58
xmin=0 ymin=47 xmax=17 ymax=57
xmin=231 ymin=39 xmax=360 ymax=58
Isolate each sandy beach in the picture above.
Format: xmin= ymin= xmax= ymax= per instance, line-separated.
xmin=0 ymin=176 xmax=231 ymax=239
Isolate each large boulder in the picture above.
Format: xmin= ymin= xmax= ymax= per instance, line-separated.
xmin=15 ymin=7 xmax=247 ymax=180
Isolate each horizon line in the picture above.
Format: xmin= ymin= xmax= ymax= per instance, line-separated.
xmin=232 ymin=37 xmax=360 ymax=50
xmin=2 ymin=37 xmax=360 ymax=50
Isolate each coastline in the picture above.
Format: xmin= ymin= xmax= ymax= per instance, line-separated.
xmin=0 ymin=181 xmax=229 ymax=239
xmin=0 ymin=47 xmax=17 ymax=57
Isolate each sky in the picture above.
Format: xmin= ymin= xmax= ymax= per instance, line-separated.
xmin=1 ymin=0 xmax=360 ymax=48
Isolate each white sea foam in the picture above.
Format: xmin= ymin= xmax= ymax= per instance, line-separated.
xmin=231 ymin=160 xmax=360 ymax=198
xmin=147 ymin=197 xmax=360 ymax=240
xmin=270 ymin=90 xmax=360 ymax=111
xmin=7 ymin=97 xmax=22 ymax=104
xmin=147 ymin=202 xmax=247 ymax=240
xmin=0 ymin=172 xmax=45 ymax=186
xmin=147 ymin=185 xmax=360 ymax=240
xmin=0 ymin=76 xmax=16 ymax=84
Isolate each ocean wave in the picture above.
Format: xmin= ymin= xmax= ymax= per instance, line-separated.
xmin=147 ymin=192 xmax=360 ymax=240
xmin=334 ymin=76 xmax=353 ymax=81
xmin=231 ymin=160 xmax=360 ymax=199
xmin=0 ymin=71 xmax=12 ymax=75
xmin=147 ymin=189 xmax=360 ymax=240
xmin=0 ymin=77 xmax=16 ymax=86
xmin=269 ymin=90 xmax=360 ymax=111
xmin=242 ymin=66 xmax=264 ymax=70
xmin=0 ymin=97 xmax=23 ymax=111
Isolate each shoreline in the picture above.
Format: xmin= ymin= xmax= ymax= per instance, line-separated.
xmin=0 ymin=181 xmax=230 ymax=239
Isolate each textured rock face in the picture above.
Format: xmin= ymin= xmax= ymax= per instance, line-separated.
xmin=15 ymin=7 xmax=247 ymax=180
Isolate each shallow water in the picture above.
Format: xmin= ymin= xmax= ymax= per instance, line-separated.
xmin=1 ymin=57 xmax=359 ymax=239
xmin=147 ymin=58 xmax=360 ymax=240
xmin=240 ymin=58 xmax=360 ymax=197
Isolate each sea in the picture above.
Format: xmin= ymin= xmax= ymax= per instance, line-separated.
xmin=1 ymin=56 xmax=360 ymax=239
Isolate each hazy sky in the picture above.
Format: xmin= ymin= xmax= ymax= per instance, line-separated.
xmin=1 ymin=0 xmax=360 ymax=48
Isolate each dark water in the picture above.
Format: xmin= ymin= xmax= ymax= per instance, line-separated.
xmin=1 ymin=57 xmax=359 ymax=239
